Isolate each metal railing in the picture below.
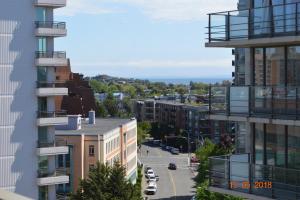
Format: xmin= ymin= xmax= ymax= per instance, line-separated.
xmin=209 ymin=86 xmax=300 ymax=120
xmin=36 ymin=81 xmax=66 ymax=88
xmin=35 ymin=21 xmax=66 ymax=29
xmin=207 ymin=2 xmax=300 ymax=42
xmin=36 ymin=51 xmax=66 ymax=59
xmin=37 ymin=168 xmax=67 ymax=178
xmin=37 ymin=110 xmax=67 ymax=118
xmin=209 ymin=154 xmax=300 ymax=199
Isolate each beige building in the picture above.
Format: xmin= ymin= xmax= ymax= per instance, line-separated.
xmin=55 ymin=115 xmax=137 ymax=192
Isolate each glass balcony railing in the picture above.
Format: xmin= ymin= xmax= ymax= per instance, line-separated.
xmin=207 ymin=2 xmax=300 ymax=42
xmin=35 ymin=21 xmax=66 ymax=29
xmin=209 ymin=86 xmax=300 ymax=120
xmin=36 ymin=81 xmax=66 ymax=88
xmin=37 ymin=168 xmax=67 ymax=178
xmin=37 ymin=110 xmax=67 ymax=118
xmin=209 ymin=154 xmax=300 ymax=200
xmin=36 ymin=51 xmax=66 ymax=59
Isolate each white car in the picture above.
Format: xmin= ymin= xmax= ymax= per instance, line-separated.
xmin=145 ymin=169 xmax=155 ymax=178
xmin=145 ymin=185 xmax=157 ymax=195
xmin=147 ymin=174 xmax=157 ymax=182
xmin=147 ymin=181 xmax=157 ymax=189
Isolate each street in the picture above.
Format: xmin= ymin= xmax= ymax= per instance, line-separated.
xmin=139 ymin=142 xmax=196 ymax=200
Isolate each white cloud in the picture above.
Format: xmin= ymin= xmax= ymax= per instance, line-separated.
xmin=56 ymin=0 xmax=238 ymax=21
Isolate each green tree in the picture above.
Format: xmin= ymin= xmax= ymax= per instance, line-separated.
xmin=104 ymin=93 xmax=119 ymax=117
xmin=90 ymin=80 xmax=108 ymax=93
xmin=71 ymin=162 xmax=140 ymax=200
xmin=71 ymin=162 xmax=110 ymax=200
xmin=122 ymin=97 xmax=133 ymax=116
xmin=95 ymin=100 xmax=107 ymax=117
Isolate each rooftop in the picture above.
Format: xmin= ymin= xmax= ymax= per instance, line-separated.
xmin=56 ymin=118 xmax=133 ymax=136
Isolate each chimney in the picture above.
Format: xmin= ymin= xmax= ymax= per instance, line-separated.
xmin=89 ymin=110 xmax=96 ymax=125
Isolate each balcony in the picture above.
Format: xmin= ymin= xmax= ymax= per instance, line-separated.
xmin=208 ymin=86 xmax=300 ymax=123
xmin=37 ymin=168 xmax=69 ymax=186
xmin=37 ymin=111 xmax=68 ymax=126
xmin=35 ymin=51 xmax=68 ymax=67
xmin=35 ymin=21 xmax=67 ymax=37
xmin=37 ymin=141 xmax=68 ymax=156
xmin=36 ymin=81 xmax=68 ymax=97
xmin=209 ymin=154 xmax=300 ymax=200
xmin=206 ymin=2 xmax=300 ymax=48
xmin=34 ymin=0 xmax=66 ymax=8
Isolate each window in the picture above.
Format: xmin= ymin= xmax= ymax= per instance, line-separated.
xmin=287 ymin=46 xmax=300 ymax=86
xmin=266 ymin=124 xmax=285 ymax=167
xmin=288 ymin=126 xmax=300 ymax=169
xmin=36 ymin=7 xmax=46 ymax=21
xmin=255 ymin=123 xmax=264 ymax=165
xmin=89 ymin=145 xmax=95 ymax=156
xmin=38 ymin=37 xmax=47 ymax=52
xmin=265 ymin=47 xmax=285 ymax=86
xmin=39 ymin=186 xmax=48 ymax=200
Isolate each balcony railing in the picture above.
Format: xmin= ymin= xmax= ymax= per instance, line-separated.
xmin=38 ymin=168 xmax=67 ymax=178
xmin=36 ymin=51 xmax=66 ymax=59
xmin=37 ymin=110 xmax=67 ymax=118
xmin=35 ymin=21 xmax=66 ymax=29
xmin=209 ymin=86 xmax=300 ymax=120
xmin=37 ymin=81 xmax=66 ymax=88
xmin=209 ymin=154 xmax=300 ymax=199
xmin=207 ymin=2 xmax=300 ymax=42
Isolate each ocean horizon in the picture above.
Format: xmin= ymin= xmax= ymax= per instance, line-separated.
xmin=146 ymin=77 xmax=230 ymax=85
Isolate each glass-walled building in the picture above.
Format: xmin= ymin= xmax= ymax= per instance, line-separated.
xmin=206 ymin=0 xmax=300 ymax=199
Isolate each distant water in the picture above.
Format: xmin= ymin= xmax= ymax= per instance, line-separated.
xmin=147 ymin=78 xmax=229 ymax=85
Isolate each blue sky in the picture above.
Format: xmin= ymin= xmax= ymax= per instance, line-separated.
xmin=55 ymin=0 xmax=238 ymax=79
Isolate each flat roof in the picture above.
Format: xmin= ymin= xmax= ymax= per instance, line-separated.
xmin=56 ymin=118 xmax=133 ymax=136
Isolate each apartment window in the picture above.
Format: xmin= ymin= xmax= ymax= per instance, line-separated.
xmin=39 ymin=186 xmax=48 ymax=200
xmin=89 ymin=145 xmax=95 ymax=157
xmin=254 ymin=124 xmax=264 ymax=165
xmin=38 ymin=37 xmax=47 ymax=52
xmin=288 ymin=126 xmax=300 ymax=169
xmin=287 ymin=46 xmax=300 ymax=86
xmin=36 ymin=7 xmax=46 ymax=21
xmin=254 ymin=48 xmax=264 ymax=86
xmin=37 ymin=67 xmax=47 ymax=82
xmin=266 ymin=124 xmax=286 ymax=167
xmin=265 ymin=47 xmax=285 ymax=86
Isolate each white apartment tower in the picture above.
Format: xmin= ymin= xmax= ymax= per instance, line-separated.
xmin=0 ymin=0 xmax=69 ymax=199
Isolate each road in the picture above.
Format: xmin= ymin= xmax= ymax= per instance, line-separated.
xmin=139 ymin=142 xmax=196 ymax=200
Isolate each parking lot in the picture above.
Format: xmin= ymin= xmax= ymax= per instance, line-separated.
xmin=139 ymin=142 xmax=196 ymax=200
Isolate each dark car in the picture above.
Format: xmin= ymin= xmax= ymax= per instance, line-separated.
xmin=168 ymin=163 xmax=177 ymax=170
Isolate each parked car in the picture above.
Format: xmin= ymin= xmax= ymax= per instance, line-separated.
xmin=171 ymin=148 xmax=179 ymax=154
xmin=145 ymin=169 xmax=155 ymax=178
xmin=147 ymin=175 xmax=159 ymax=183
xmin=166 ymin=146 xmax=171 ymax=150
xmin=168 ymin=163 xmax=177 ymax=170
xmin=153 ymin=140 xmax=160 ymax=145
xmin=144 ymin=166 xmax=152 ymax=173
xmin=147 ymin=180 xmax=157 ymax=188
xmin=145 ymin=185 xmax=157 ymax=195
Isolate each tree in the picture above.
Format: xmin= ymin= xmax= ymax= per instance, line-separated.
xmin=104 ymin=93 xmax=119 ymax=117
xmin=122 ymin=97 xmax=133 ymax=116
xmin=71 ymin=162 xmax=140 ymax=200
xmin=96 ymin=100 xmax=107 ymax=117
xmin=71 ymin=162 xmax=110 ymax=200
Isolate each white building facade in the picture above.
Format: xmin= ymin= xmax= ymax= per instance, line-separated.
xmin=0 ymin=0 xmax=69 ymax=199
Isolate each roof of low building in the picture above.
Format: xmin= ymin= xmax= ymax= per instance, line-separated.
xmin=56 ymin=118 xmax=134 ymax=136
